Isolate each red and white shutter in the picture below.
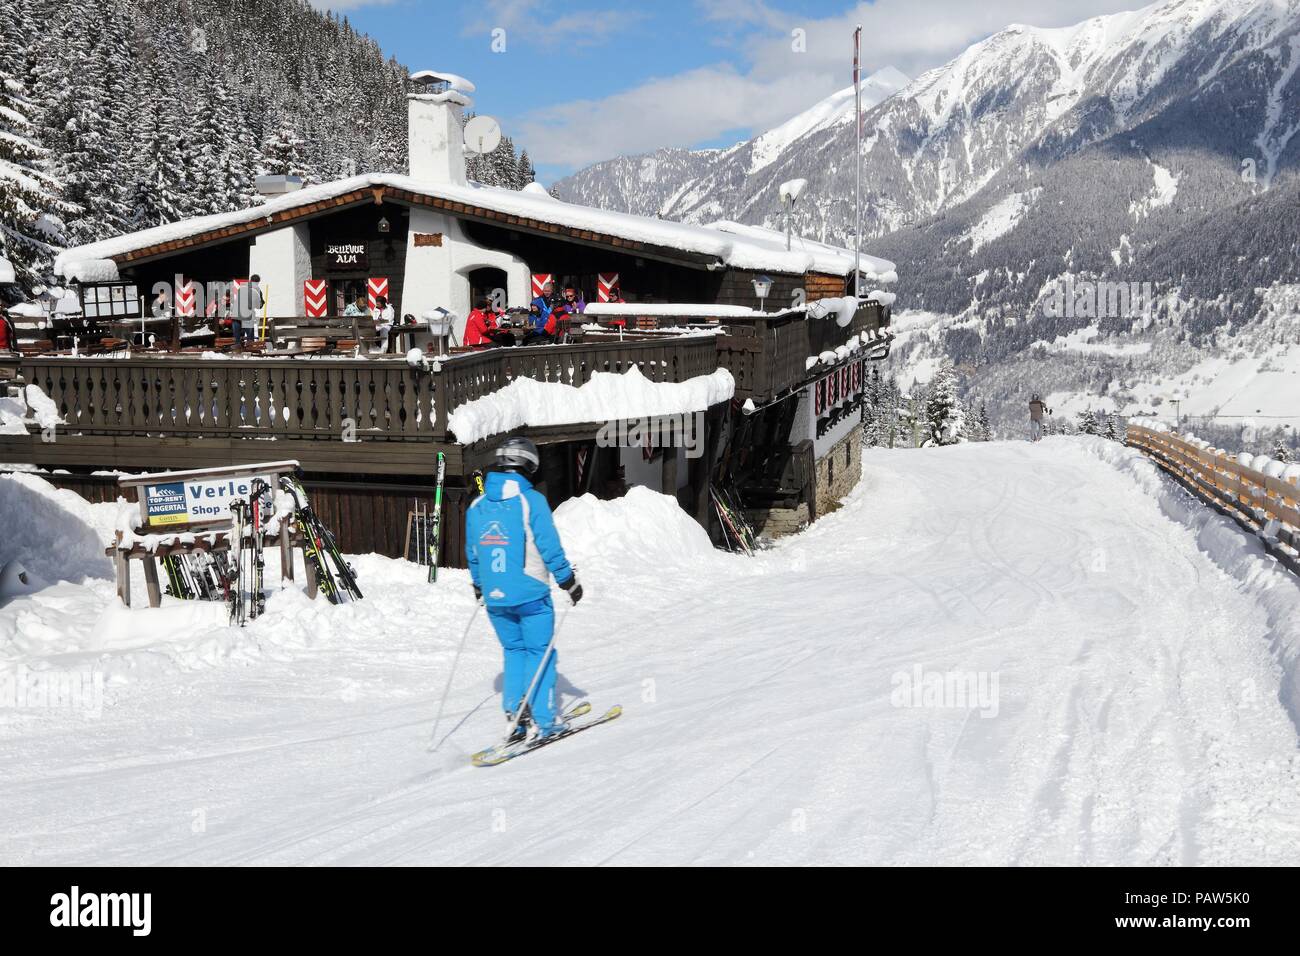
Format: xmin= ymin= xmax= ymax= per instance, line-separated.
xmin=304 ymin=279 xmax=328 ymax=317
xmin=597 ymin=273 xmax=620 ymax=302
xmin=367 ymin=277 xmax=389 ymax=311
xmin=531 ymin=274 xmax=553 ymax=299
xmin=174 ymin=279 xmax=196 ymax=318
xmin=814 ymin=379 xmax=824 ymax=417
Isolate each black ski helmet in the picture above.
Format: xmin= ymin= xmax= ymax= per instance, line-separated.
xmin=495 ymin=436 xmax=540 ymax=476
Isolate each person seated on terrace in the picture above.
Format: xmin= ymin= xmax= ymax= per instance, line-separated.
xmin=343 ymin=295 xmax=368 ymax=317
xmin=561 ymin=286 xmax=585 ymax=313
xmin=464 ymin=296 xmax=513 ymax=348
xmin=531 ymin=281 xmax=554 ymax=322
xmin=521 ymin=299 xmax=558 ymax=345
xmin=372 ymin=295 xmax=395 ymax=353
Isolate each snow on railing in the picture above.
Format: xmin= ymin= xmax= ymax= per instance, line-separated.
xmin=1126 ymin=423 xmax=1300 ymax=573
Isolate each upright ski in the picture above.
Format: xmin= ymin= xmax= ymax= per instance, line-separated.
xmin=428 ymin=451 xmax=446 ymax=583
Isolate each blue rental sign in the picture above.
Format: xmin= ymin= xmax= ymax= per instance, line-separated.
xmin=143 ymin=481 xmax=187 ymax=526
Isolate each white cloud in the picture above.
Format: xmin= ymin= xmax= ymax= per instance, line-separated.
xmin=525 ymin=0 xmax=1141 ymax=169
xmin=517 ymin=64 xmax=842 ymax=168
xmin=463 ymin=0 xmax=647 ymax=48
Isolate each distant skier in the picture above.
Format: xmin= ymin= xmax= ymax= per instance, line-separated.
xmin=1029 ymin=394 xmax=1051 ymax=441
xmin=466 ymin=436 xmax=584 ymax=744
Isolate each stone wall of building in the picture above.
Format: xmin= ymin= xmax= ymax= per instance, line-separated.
xmin=746 ymin=425 xmax=863 ymax=539
xmin=814 ymin=426 xmax=862 ymax=517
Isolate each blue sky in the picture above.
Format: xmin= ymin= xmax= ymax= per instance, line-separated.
xmin=320 ymin=0 xmax=1140 ymax=181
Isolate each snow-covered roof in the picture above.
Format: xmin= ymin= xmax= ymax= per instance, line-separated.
xmin=55 ymin=174 xmax=897 ymax=281
xmin=706 ymin=220 xmax=899 ymax=283
xmin=409 ymin=70 xmax=475 ymax=93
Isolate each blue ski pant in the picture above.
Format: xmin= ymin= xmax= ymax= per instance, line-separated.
xmin=486 ymin=596 xmax=559 ymax=729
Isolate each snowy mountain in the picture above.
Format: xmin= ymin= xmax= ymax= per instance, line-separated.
xmin=553 ymin=67 xmax=911 ymax=230
xmin=561 ymin=0 xmax=1300 ymax=446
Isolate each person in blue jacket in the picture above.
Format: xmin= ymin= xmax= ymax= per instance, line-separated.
xmin=530 ymin=281 xmax=554 ymax=326
xmin=466 ymin=436 xmax=584 ymax=743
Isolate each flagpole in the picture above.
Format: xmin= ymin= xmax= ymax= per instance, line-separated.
xmin=853 ymin=24 xmax=863 ymax=299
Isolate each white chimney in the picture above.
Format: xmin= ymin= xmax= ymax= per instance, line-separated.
xmin=407 ymin=70 xmax=475 ymax=186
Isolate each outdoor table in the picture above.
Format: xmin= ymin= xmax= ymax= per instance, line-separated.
xmin=386 ymin=323 xmax=425 ymax=353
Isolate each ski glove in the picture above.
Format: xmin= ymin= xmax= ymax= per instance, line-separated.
xmin=473 ymin=584 xmax=484 ymax=606
xmin=559 ymin=575 xmax=583 ymax=606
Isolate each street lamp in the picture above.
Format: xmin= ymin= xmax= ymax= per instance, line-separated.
xmin=752 ymin=274 xmax=773 ymax=312
xmin=779 ymin=178 xmax=807 ymax=251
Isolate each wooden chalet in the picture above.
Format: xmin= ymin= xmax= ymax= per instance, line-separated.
xmin=0 ymin=70 xmax=898 ymax=566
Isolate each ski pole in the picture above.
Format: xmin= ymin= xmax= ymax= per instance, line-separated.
xmin=428 ymin=603 xmax=480 ymax=752
xmin=504 ymin=603 xmax=571 ymax=742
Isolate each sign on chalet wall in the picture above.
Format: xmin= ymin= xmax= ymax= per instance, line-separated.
xmin=413 ymin=233 xmax=444 ymax=247
xmin=325 ymin=242 xmax=369 ymax=270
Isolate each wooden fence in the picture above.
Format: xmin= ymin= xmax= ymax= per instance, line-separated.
xmin=1127 ymin=424 xmax=1300 ymax=573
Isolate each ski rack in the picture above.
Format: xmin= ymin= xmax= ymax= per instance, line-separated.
xmin=108 ymin=461 xmax=303 ymax=609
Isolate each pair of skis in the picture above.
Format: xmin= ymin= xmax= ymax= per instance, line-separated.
xmin=281 ymin=476 xmax=363 ymax=604
xmin=162 ymin=551 xmax=225 ymax=602
xmin=471 ymin=702 xmax=623 ymax=767
xmin=711 ymin=484 xmax=758 ymax=555
xmin=226 ymin=480 xmax=273 ymax=625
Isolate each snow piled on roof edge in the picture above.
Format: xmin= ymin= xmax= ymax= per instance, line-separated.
xmin=55 ymin=174 xmax=897 ymax=281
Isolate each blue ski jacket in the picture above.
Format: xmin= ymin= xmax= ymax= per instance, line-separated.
xmin=466 ymin=471 xmax=574 ymax=607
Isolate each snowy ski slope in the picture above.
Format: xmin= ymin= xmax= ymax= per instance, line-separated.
xmin=2 ymin=439 xmax=1299 ymax=865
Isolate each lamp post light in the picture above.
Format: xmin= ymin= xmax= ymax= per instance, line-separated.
xmin=752 ymin=274 xmax=773 ymax=313
xmin=779 ymin=178 xmax=807 ymax=251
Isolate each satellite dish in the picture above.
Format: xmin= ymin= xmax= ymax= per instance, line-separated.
xmin=464 ymin=115 xmax=502 ymax=155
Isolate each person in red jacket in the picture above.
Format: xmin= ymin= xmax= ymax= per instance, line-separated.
xmin=0 ymin=309 xmax=13 ymax=352
xmin=464 ymin=297 xmax=511 ymax=348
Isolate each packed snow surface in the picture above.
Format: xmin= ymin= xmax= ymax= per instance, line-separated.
xmin=3 ymin=438 xmax=1300 ymax=864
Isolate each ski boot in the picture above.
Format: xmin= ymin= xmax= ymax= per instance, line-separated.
xmin=504 ymin=706 xmax=532 ymax=745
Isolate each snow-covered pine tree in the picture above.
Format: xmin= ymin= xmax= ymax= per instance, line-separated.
xmin=923 ymin=360 xmax=964 ymax=446
xmin=1104 ymin=414 xmax=1120 ymax=442
xmin=976 ymin=402 xmax=991 ymax=441
xmin=0 ymin=66 xmax=68 ymax=287
xmin=1273 ymin=439 xmax=1291 ymax=463
xmin=517 ymin=148 xmax=535 ymax=188
xmin=261 ymin=128 xmax=307 ymax=178
xmin=1078 ymin=409 xmax=1100 ymax=435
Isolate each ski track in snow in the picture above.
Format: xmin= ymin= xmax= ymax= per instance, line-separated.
xmin=3 ymin=440 xmax=1300 ymax=865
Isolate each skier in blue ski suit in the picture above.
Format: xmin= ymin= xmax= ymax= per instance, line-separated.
xmin=466 ymin=437 xmax=583 ymax=741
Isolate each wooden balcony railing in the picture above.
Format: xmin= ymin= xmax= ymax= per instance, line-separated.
xmin=716 ymin=300 xmax=886 ymax=400
xmin=20 ymin=334 xmax=724 ymax=444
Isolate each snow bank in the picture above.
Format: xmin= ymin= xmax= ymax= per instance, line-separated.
xmin=0 ymin=472 xmax=117 ymax=587
xmin=555 ymin=486 xmax=716 ymax=568
xmin=447 ymin=365 xmax=735 ymax=444
xmin=1079 ymin=436 xmax=1300 ymax=727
